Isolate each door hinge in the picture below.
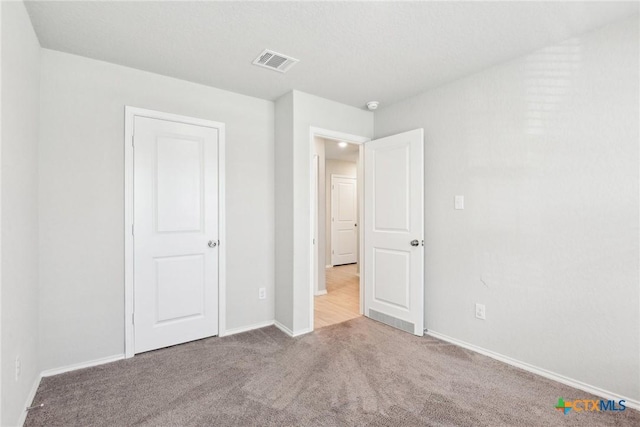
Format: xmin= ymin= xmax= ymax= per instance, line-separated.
xmin=332 ymin=250 xmax=334 ymax=254
xmin=131 ymin=224 xmax=134 ymax=235
xmin=131 ymin=134 xmax=135 ymax=147
xmin=332 ymin=185 xmax=335 ymax=190
xmin=132 ymin=313 xmax=135 ymax=325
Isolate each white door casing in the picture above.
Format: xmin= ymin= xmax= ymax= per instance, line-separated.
xmin=126 ymin=108 xmax=224 ymax=355
xmin=331 ymin=175 xmax=358 ymax=266
xmin=364 ymin=129 xmax=424 ymax=336
xmin=312 ymin=155 xmax=320 ymax=295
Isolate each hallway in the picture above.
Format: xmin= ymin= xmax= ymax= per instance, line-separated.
xmin=314 ymin=263 xmax=360 ymax=329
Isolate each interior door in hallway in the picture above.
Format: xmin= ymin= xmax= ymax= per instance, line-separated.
xmin=133 ymin=115 xmax=220 ymax=353
xmin=364 ymin=129 xmax=424 ymax=336
xmin=331 ymin=175 xmax=358 ymax=266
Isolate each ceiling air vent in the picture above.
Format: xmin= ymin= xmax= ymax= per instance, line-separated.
xmin=252 ymin=49 xmax=299 ymax=73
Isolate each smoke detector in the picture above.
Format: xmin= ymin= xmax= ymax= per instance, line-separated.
xmin=366 ymin=101 xmax=379 ymax=110
xmin=253 ymin=49 xmax=299 ymax=73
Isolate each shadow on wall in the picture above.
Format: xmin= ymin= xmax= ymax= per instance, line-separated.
xmin=525 ymin=37 xmax=582 ymax=135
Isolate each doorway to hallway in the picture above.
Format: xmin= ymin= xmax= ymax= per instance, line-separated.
xmin=314 ymin=263 xmax=360 ymax=328
xmin=310 ymin=128 xmax=367 ymax=331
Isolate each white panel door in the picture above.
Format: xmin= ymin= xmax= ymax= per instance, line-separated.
xmin=331 ymin=176 xmax=358 ymax=266
xmin=134 ymin=116 xmax=219 ymax=353
xmin=364 ymin=129 xmax=424 ymax=336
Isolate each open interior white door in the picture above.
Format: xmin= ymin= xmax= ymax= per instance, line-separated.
xmin=134 ymin=116 xmax=219 ymax=353
xmin=364 ymin=129 xmax=424 ymax=336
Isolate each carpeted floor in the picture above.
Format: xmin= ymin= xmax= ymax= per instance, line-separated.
xmin=26 ymin=318 xmax=638 ymax=426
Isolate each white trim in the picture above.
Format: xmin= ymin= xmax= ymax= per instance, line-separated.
xmin=292 ymin=328 xmax=313 ymax=337
xmin=315 ymin=290 xmax=327 ymax=296
xmin=124 ymin=106 xmax=226 ymax=355
xmin=308 ymin=152 xmax=315 ymax=332
xmin=223 ymin=320 xmax=275 ymax=337
xmin=218 ymin=115 xmax=227 ymax=338
xmin=124 ymin=107 xmax=134 ymax=358
xmin=309 ymin=127 xmax=369 ymax=333
xmin=357 ymin=145 xmax=364 ymax=315
xmin=274 ymin=321 xmax=313 ymax=338
xmin=310 ymin=127 xmax=370 ymax=145
xmin=17 ymin=375 xmax=41 ymax=427
xmin=41 ymin=354 xmax=125 ymax=378
xmin=18 ymin=354 xmax=125 ymax=425
xmin=325 ymin=265 xmax=332 ymax=269
xmin=312 ymin=155 xmax=320 ymax=296
xmin=427 ymin=330 xmax=640 ymax=411
xmin=274 ymin=321 xmax=294 ymax=337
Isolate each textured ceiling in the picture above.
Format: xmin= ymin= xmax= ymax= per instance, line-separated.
xmin=25 ymin=1 xmax=639 ymax=108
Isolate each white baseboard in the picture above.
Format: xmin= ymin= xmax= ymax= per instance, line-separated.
xmin=426 ymin=330 xmax=640 ymax=411
xmin=315 ymin=290 xmax=327 ymax=296
xmin=222 ymin=320 xmax=275 ymax=337
xmin=325 ymin=265 xmax=332 ymax=269
xmin=274 ymin=321 xmax=313 ymax=338
xmin=274 ymin=320 xmax=294 ymax=336
xmin=292 ymin=327 xmax=313 ymax=337
xmin=41 ymin=354 xmax=125 ymax=378
xmin=17 ymin=374 xmax=42 ymax=427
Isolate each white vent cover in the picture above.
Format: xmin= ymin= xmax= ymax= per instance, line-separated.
xmin=252 ymin=49 xmax=299 ymax=73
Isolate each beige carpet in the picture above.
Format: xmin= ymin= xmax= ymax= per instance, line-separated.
xmin=26 ymin=318 xmax=638 ymax=426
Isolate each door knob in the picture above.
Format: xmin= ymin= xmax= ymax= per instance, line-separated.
xmin=208 ymin=240 xmax=217 ymax=248
xmin=410 ymin=239 xmax=420 ymax=247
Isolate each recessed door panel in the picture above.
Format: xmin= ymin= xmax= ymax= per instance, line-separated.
xmin=373 ymin=146 xmax=410 ymax=232
xmin=337 ymin=183 xmax=356 ymax=220
xmin=336 ymin=229 xmax=357 ymax=256
xmin=372 ymin=248 xmax=410 ymax=310
xmin=156 ymin=137 xmax=203 ymax=233
xmin=155 ymin=255 xmax=204 ymax=323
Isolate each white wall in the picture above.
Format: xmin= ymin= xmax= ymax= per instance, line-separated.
xmin=38 ymin=49 xmax=275 ymax=371
xmin=325 ymin=160 xmax=357 ymax=266
xmin=1 ymin=2 xmax=41 ymax=425
xmin=374 ymin=17 xmax=639 ymax=400
xmin=274 ymin=92 xmax=294 ymax=329
xmin=274 ymin=91 xmax=372 ymax=333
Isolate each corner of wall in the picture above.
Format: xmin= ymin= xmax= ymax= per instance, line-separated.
xmin=1 ymin=1 xmax=43 ymax=425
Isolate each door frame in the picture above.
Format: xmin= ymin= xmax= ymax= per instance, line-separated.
xmin=309 ymin=127 xmax=370 ymax=331
xmin=124 ymin=106 xmax=226 ymax=358
xmin=330 ymin=174 xmax=357 ymax=266
xmin=312 ymin=154 xmax=320 ymax=295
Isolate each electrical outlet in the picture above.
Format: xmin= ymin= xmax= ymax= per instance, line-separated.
xmin=15 ymin=356 xmax=21 ymax=381
xmin=258 ymin=288 xmax=266 ymax=300
xmin=475 ymin=303 xmax=486 ymax=320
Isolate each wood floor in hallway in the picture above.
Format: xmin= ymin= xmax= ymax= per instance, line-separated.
xmin=314 ymin=263 xmax=360 ymax=329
